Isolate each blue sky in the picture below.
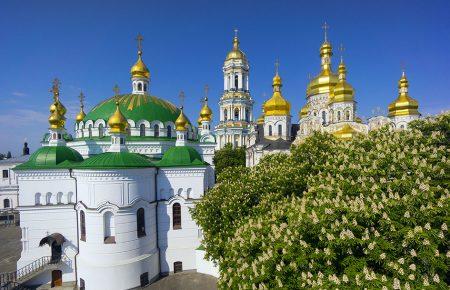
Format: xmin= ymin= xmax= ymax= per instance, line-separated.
xmin=0 ymin=0 xmax=449 ymax=155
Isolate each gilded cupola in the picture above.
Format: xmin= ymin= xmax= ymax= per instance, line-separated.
xmin=263 ymin=65 xmax=291 ymax=117
xmin=388 ymin=71 xmax=420 ymax=117
xmin=108 ymin=101 xmax=129 ymax=134
xmin=225 ymin=29 xmax=247 ymax=61
xmin=299 ymin=102 xmax=310 ymax=119
xmin=306 ymin=24 xmax=338 ymax=97
xmin=200 ymin=97 xmax=213 ymax=122
xmin=130 ymin=34 xmax=150 ymax=79
xmin=175 ymin=107 xmax=188 ymax=131
xmin=75 ymin=91 xmax=86 ymax=122
xmin=256 ymin=103 xmax=265 ymax=125
xmin=329 ymin=59 xmax=355 ymax=104
xmin=48 ymin=78 xmax=66 ymax=129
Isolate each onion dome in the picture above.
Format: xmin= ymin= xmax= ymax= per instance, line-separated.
xmin=388 ymin=72 xmax=420 ymax=117
xmin=263 ymin=73 xmax=290 ymax=116
xmin=197 ymin=115 xmax=203 ymax=126
xmin=299 ymin=102 xmax=310 ymax=119
xmin=307 ymin=41 xmax=338 ymax=96
xmin=157 ymin=146 xmax=208 ymax=167
xmin=200 ymin=97 xmax=212 ymax=122
xmin=225 ymin=32 xmax=247 ymax=61
xmin=108 ymin=101 xmax=128 ymax=134
xmin=329 ymin=60 xmax=354 ymax=104
xmin=49 ymin=109 xmax=65 ymax=129
xmin=130 ymin=50 xmax=150 ymax=79
xmin=175 ymin=107 xmax=188 ymax=131
xmin=48 ymin=79 xmax=66 ymax=129
xmin=333 ymin=124 xmax=358 ymax=140
xmin=76 ymin=108 xmax=86 ymax=122
xmin=14 ymin=146 xmax=83 ymax=170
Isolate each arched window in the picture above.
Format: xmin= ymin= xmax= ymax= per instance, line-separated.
xmin=245 ymin=108 xmax=249 ymax=122
xmin=35 ymin=193 xmax=41 ymax=205
xmin=167 ymin=125 xmax=172 ymax=138
xmin=269 ymin=125 xmax=272 ymax=136
xmin=104 ymin=212 xmax=116 ymax=243
xmin=140 ymin=124 xmax=145 ymax=137
xmin=322 ymin=111 xmax=327 ymax=124
xmin=137 ymin=208 xmax=146 ymax=237
xmin=3 ymin=199 xmax=10 ymax=208
xmin=228 ymin=75 xmax=231 ymax=90
xmin=224 ymin=109 xmax=228 ymax=121
xmin=138 ymin=83 xmax=142 ymax=91
xmin=337 ymin=111 xmax=341 ymax=121
xmin=56 ymin=192 xmax=63 ymax=204
xmin=172 ymin=203 xmax=181 ymax=230
xmin=46 ymin=192 xmax=52 ymax=205
xmin=154 ymin=124 xmax=159 ymax=137
xmin=234 ymin=108 xmax=239 ymax=121
xmin=278 ymin=124 xmax=282 ymax=136
xmin=88 ymin=125 xmax=92 ymax=138
xmin=144 ymin=83 xmax=147 ymax=92
xmin=234 ymin=75 xmax=239 ymax=89
xmin=345 ymin=111 xmax=350 ymax=121
xmin=99 ymin=124 xmax=104 ymax=138
xmin=174 ymin=261 xmax=183 ymax=273
xmin=80 ymin=211 xmax=86 ymax=241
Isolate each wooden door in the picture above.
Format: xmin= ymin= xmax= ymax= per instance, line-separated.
xmin=51 ymin=270 xmax=62 ymax=287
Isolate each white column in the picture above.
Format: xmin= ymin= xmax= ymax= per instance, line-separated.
xmin=238 ymin=73 xmax=243 ymax=90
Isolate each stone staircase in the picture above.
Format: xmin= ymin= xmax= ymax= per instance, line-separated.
xmin=0 ymin=256 xmax=68 ymax=290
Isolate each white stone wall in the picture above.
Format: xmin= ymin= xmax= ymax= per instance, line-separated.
xmin=0 ymin=163 xmax=20 ymax=209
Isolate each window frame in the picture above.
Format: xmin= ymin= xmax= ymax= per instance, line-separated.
xmin=172 ymin=203 xmax=181 ymax=230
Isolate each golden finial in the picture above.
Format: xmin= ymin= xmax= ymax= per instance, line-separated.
xmin=272 ymin=59 xmax=282 ymax=88
xmin=113 ymin=84 xmax=120 ymax=99
xmin=275 ymin=58 xmax=280 ymax=76
xmin=204 ymin=84 xmax=209 ymax=102
xmin=178 ymin=90 xmax=186 ymax=107
xmin=200 ymin=85 xmax=212 ymax=122
xmin=108 ymin=91 xmax=128 ymax=134
xmin=76 ymin=91 xmax=86 ymax=122
xmin=339 ymin=43 xmax=345 ymax=63
xmin=136 ymin=33 xmax=144 ymax=55
xmin=175 ymin=105 xmax=188 ymax=131
xmin=322 ymin=22 xmax=329 ymax=42
xmin=50 ymin=78 xmax=61 ymax=101
xmin=232 ymin=28 xmax=239 ymax=50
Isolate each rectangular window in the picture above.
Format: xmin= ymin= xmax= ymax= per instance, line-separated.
xmin=2 ymin=170 xmax=8 ymax=178
xmin=140 ymin=272 xmax=149 ymax=287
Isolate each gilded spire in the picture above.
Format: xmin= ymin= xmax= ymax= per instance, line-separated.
xmin=199 ymin=85 xmax=212 ymax=122
xmin=76 ymin=91 xmax=86 ymax=122
xmin=330 ymin=48 xmax=354 ymax=104
xmin=108 ymin=85 xmax=128 ymax=134
xmin=263 ymin=61 xmax=290 ymax=116
xmin=388 ymin=70 xmax=419 ymax=117
xmin=175 ymin=106 xmax=188 ymax=131
xmin=130 ymin=34 xmax=150 ymax=79
xmin=226 ymin=29 xmax=246 ymax=61
xmin=48 ymin=78 xmax=66 ymax=129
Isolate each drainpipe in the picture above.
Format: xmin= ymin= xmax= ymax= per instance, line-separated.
xmin=154 ymin=168 xmax=160 ymax=276
xmin=69 ymin=169 xmax=79 ymax=287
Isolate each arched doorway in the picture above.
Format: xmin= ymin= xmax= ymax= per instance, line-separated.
xmin=39 ymin=233 xmax=65 ymax=263
xmin=51 ymin=270 xmax=62 ymax=287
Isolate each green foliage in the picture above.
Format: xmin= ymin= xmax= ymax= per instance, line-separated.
xmin=213 ymin=143 xmax=246 ymax=178
xmin=192 ymin=113 xmax=450 ymax=289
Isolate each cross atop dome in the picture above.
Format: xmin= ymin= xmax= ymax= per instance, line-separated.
xmin=322 ymin=22 xmax=329 ymax=42
xmin=136 ymin=33 xmax=144 ymax=55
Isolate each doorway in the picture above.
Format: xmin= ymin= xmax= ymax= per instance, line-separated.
xmin=51 ymin=242 xmax=62 ymax=263
xmin=51 ymin=270 xmax=62 ymax=287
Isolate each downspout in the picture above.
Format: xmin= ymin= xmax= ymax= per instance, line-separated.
xmin=154 ymin=167 xmax=160 ymax=276
xmin=69 ymin=169 xmax=79 ymax=286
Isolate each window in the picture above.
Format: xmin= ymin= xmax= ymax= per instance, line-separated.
xmin=154 ymin=124 xmax=159 ymax=137
xmin=80 ymin=211 xmax=86 ymax=241
xmin=2 ymin=170 xmax=8 ymax=178
xmin=138 ymin=83 xmax=142 ymax=91
xmin=345 ymin=111 xmax=350 ymax=121
xmin=79 ymin=279 xmax=85 ymax=290
xmin=144 ymin=83 xmax=147 ymax=92
xmin=88 ymin=125 xmax=92 ymax=138
xmin=224 ymin=109 xmax=228 ymax=121
xmin=322 ymin=111 xmax=326 ymax=124
xmin=337 ymin=111 xmax=341 ymax=121
xmin=234 ymin=75 xmax=239 ymax=89
xmin=35 ymin=193 xmax=41 ymax=205
xmin=140 ymin=124 xmax=145 ymax=137
xmin=3 ymin=199 xmax=10 ymax=208
xmin=234 ymin=108 xmax=239 ymax=121
xmin=56 ymin=192 xmax=63 ymax=204
xmin=137 ymin=208 xmax=146 ymax=238
xmin=99 ymin=124 xmax=104 ymax=138
xmin=268 ymin=125 xmax=272 ymax=136
xmin=167 ymin=125 xmax=172 ymax=138
xmin=174 ymin=261 xmax=183 ymax=273
xmin=245 ymin=108 xmax=249 ymax=122
xmin=278 ymin=124 xmax=282 ymax=136
xmin=46 ymin=192 xmax=52 ymax=205
xmin=140 ymin=273 xmax=149 ymax=287
xmin=104 ymin=212 xmax=116 ymax=243
xmin=172 ymin=203 xmax=181 ymax=230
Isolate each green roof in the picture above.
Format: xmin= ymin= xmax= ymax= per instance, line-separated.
xmin=83 ymin=94 xmax=192 ymax=125
xmin=15 ymin=146 xmax=83 ymax=170
xmin=74 ymin=152 xmax=155 ymax=169
xmin=157 ymin=146 xmax=208 ymax=167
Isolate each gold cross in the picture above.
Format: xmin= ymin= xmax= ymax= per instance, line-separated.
xmin=136 ymin=34 xmax=143 ymax=53
xmin=339 ymin=44 xmax=345 ymax=62
xmin=178 ymin=91 xmax=185 ymax=107
xmin=234 ymin=28 xmax=238 ymax=38
xmin=322 ymin=22 xmax=329 ymax=42
xmin=50 ymin=78 xmax=60 ymax=101
xmin=204 ymin=84 xmax=209 ymax=101
xmin=275 ymin=58 xmax=280 ymax=75
xmin=78 ymin=91 xmax=85 ymax=108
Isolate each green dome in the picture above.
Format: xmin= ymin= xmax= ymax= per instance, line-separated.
xmin=15 ymin=146 xmax=83 ymax=170
xmin=157 ymin=146 xmax=208 ymax=167
xmin=75 ymin=152 xmax=154 ymax=169
xmin=83 ymin=94 xmax=191 ymax=125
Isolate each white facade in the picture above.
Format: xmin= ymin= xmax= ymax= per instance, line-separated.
xmin=0 ymin=155 xmax=30 ymax=210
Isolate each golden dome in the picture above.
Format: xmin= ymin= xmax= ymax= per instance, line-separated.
xmin=130 ymin=51 xmax=150 ymax=79
xmin=388 ymin=72 xmax=420 ymax=117
xmin=329 ymin=60 xmax=354 ymax=104
xmin=108 ymin=101 xmax=128 ymax=134
xmin=175 ymin=107 xmax=188 ymax=131
xmin=197 ymin=115 xmax=203 ymax=125
xmin=256 ymin=103 xmax=265 ymax=125
xmin=48 ymin=79 xmax=66 ymax=129
xmin=225 ymin=35 xmax=247 ymax=61
xmin=307 ymin=41 xmax=338 ymax=96
xmin=76 ymin=109 xmax=86 ymax=122
xmin=263 ymin=73 xmax=290 ymax=116
xmin=299 ymin=102 xmax=309 ymax=119
xmin=200 ymin=97 xmax=212 ymax=122
xmin=48 ymin=107 xmax=65 ymax=129
xmin=333 ymin=124 xmax=358 ymax=140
